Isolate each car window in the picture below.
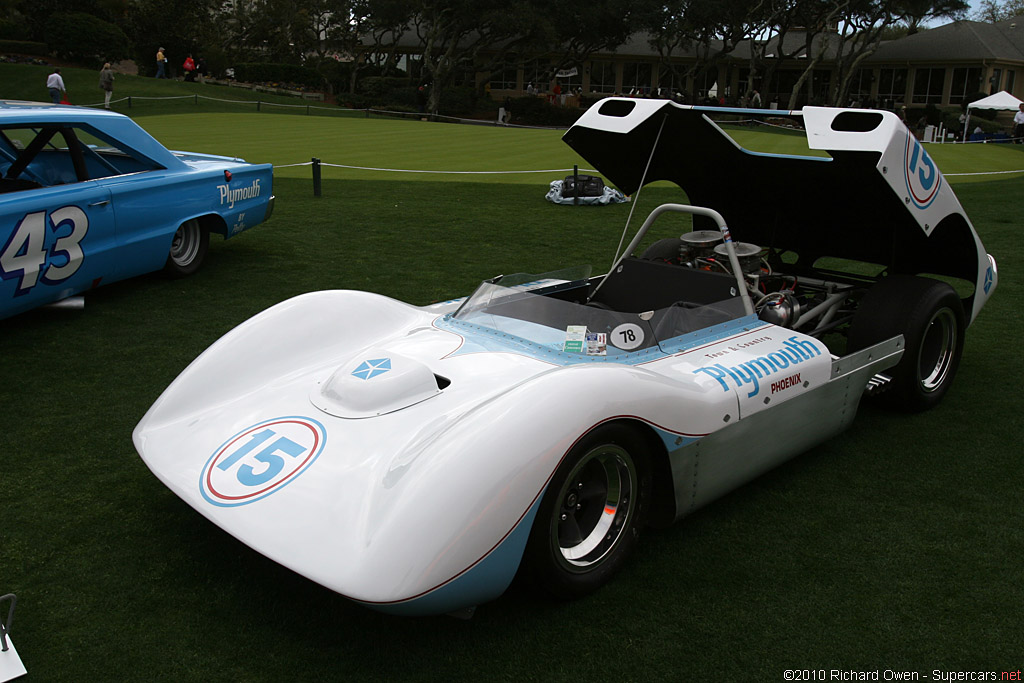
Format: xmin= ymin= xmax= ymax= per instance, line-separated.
xmin=449 ymin=268 xmax=750 ymax=362
xmin=0 ymin=124 xmax=163 ymax=192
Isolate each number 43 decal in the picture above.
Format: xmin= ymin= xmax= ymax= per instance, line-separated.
xmin=0 ymin=206 xmax=89 ymax=295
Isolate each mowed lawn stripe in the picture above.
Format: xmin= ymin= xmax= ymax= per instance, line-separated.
xmin=140 ymin=114 xmax=578 ymax=182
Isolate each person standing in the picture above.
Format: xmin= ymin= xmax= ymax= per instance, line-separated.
xmin=156 ymin=47 xmax=167 ymax=78
xmin=46 ymin=67 xmax=66 ymax=104
xmin=183 ymin=54 xmax=195 ymax=82
xmin=99 ymin=63 xmax=115 ymax=109
xmin=1013 ymin=103 xmax=1024 ymax=143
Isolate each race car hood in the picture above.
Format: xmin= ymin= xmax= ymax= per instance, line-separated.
xmin=563 ymin=99 xmax=996 ymax=323
xmin=133 ymin=290 xmax=569 ymax=610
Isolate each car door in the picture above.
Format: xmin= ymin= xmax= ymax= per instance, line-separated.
xmin=0 ymin=181 xmax=116 ymax=319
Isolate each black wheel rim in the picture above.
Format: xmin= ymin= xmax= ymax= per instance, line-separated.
xmin=549 ymin=443 xmax=637 ymax=573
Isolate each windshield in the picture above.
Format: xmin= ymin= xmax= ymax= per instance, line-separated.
xmin=447 ymin=266 xmax=750 ymax=362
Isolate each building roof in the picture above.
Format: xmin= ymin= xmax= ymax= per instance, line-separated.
xmin=866 ymin=16 xmax=1024 ymax=63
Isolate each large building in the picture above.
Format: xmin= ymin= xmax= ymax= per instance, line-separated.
xmin=475 ymin=16 xmax=1024 ymax=109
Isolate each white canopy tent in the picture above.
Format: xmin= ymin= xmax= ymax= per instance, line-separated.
xmin=963 ymin=90 xmax=1024 ymax=141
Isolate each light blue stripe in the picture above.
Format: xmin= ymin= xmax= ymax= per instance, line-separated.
xmin=438 ymin=314 xmax=768 ymax=366
xmin=364 ymin=493 xmax=544 ymax=616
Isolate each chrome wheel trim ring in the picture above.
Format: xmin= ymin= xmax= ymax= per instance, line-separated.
xmin=550 ymin=443 xmax=637 ymax=573
xmin=919 ymin=307 xmax=958 ymax=393
xmin=170 ymin=221 xmax=201 ymax=267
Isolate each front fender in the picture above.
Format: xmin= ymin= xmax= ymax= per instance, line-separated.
xmin=352 ymin=361 xmax=732 ymax=609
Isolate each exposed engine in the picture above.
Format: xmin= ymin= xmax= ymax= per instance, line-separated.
xmin=655 ymin=230 xmax=861 ymax=337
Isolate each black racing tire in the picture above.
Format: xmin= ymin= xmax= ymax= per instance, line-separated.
xmin=164 ymin=219 xmax=209 ymax=278
xmin=523 ymin=423 xmax=652 ymax=599
xmin=848 ymin=275 xmax=965 ymax=412
xmin=640 ymin=237 xmax=683 ymax=262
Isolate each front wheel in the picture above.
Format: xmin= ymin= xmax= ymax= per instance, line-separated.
xmin=848 ymin=275 xmax=965 ymax=412
xmin=164 ymin=219 xmax=209 ymax=278
xmin=523 ymin=423 xmax=651 ymax=599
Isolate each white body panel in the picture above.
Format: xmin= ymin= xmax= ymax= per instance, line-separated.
xmin=135 ymin=289 xmax=899 ymax=614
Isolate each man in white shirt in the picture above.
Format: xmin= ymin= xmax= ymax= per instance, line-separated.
xmin=46 ymin=68 xmax=66 ymax=104
xmin=1013 ymin=103 xmax=1024 ymax=143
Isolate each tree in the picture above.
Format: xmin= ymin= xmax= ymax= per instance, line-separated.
xmin=971 ymin=0 xmax=1024 ymax=21
xmin=539 ymin=0 xmax=638 ymax=81
xmin=347 ymin=0 xmax=415 ymax=93
xmin=17 ymin=0 xmax=130 ymax=42
xmin=740 ymin=0 xmax=843 ymax=107
xmin=412 ymin=0 xmax=551 ymax=114
xmin=641 ymin=0 xmax=773 ymax=101
xmin=124 ymin=0 xmax=221 ymax=75
xmin=48 ymin=12 xmax=130 ymax=65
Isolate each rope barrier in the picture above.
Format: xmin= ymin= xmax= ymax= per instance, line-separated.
xmin=719 ymin=117 xmax=805 ymax=132
xmin=314 ymin=162 xmax=598 ymax=175
xmin=945 ymin=168 xmax=1024 ymax=176
xmin=78 ymin=93 xmax=567 ymax=129
xmin=252 ymin=100 xmax=313 ymax=109
xmin=956 ymin=135 xmax=1024 ymax=144
xmin=274 ymin=158 xmax=1024 ymax=180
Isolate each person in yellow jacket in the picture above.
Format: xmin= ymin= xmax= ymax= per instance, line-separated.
xmin=156 ymin=47 xmax=167 ymax=78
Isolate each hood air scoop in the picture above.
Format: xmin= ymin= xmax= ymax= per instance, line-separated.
xmin=310 ymin=349 xmax=442 ymax=418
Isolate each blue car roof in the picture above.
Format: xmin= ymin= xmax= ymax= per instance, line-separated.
xmin=0 ymin=100 xmax=186 ymax=169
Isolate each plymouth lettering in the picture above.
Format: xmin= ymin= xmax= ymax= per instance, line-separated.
xmin=693 ymin=336 xmax=821 ymax=398
xmin=218 ymin=179 xmax=261 ymax=209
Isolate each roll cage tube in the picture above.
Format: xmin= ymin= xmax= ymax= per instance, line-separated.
xmin=4 ymin=126 xmax=90 ymax=183
xmin=590 ymin=203 xmax=755 ymax=316
xmin=5 ymin=126 xmax=59 ymax=179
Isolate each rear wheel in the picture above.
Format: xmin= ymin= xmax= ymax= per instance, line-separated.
xmin=524 ymin=423 xmax=651 ymax=599
xmin=848 ymin=275 xmax=965 ymax=412
xmin=164 ymin=219 xmax=209 ymax=278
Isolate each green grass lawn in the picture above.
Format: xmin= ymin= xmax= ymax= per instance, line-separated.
xmin=140 ymin=113 xmax=582 ymax=182
xmin=0 ymin=62 xmax=350 ymax=116
xmin=1 ymin=104 xmax=1022 ymax=680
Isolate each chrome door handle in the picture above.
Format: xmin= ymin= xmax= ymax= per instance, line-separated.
xmin=88 ymin=200 xmax=110 ymax=207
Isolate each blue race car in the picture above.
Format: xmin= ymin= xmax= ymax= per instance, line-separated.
xmin=0 ymin=101 xmax=274 ymax=320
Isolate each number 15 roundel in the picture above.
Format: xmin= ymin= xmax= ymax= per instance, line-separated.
xmin=200 ymin=417 xmax=327 ymax=507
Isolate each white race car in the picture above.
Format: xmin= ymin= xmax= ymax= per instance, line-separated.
xmin=134 ymin=99 xmax=997 ymax=617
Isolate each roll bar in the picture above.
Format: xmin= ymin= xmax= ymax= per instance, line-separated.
xmin=591 ymin=203 xmax=755 ymax=316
